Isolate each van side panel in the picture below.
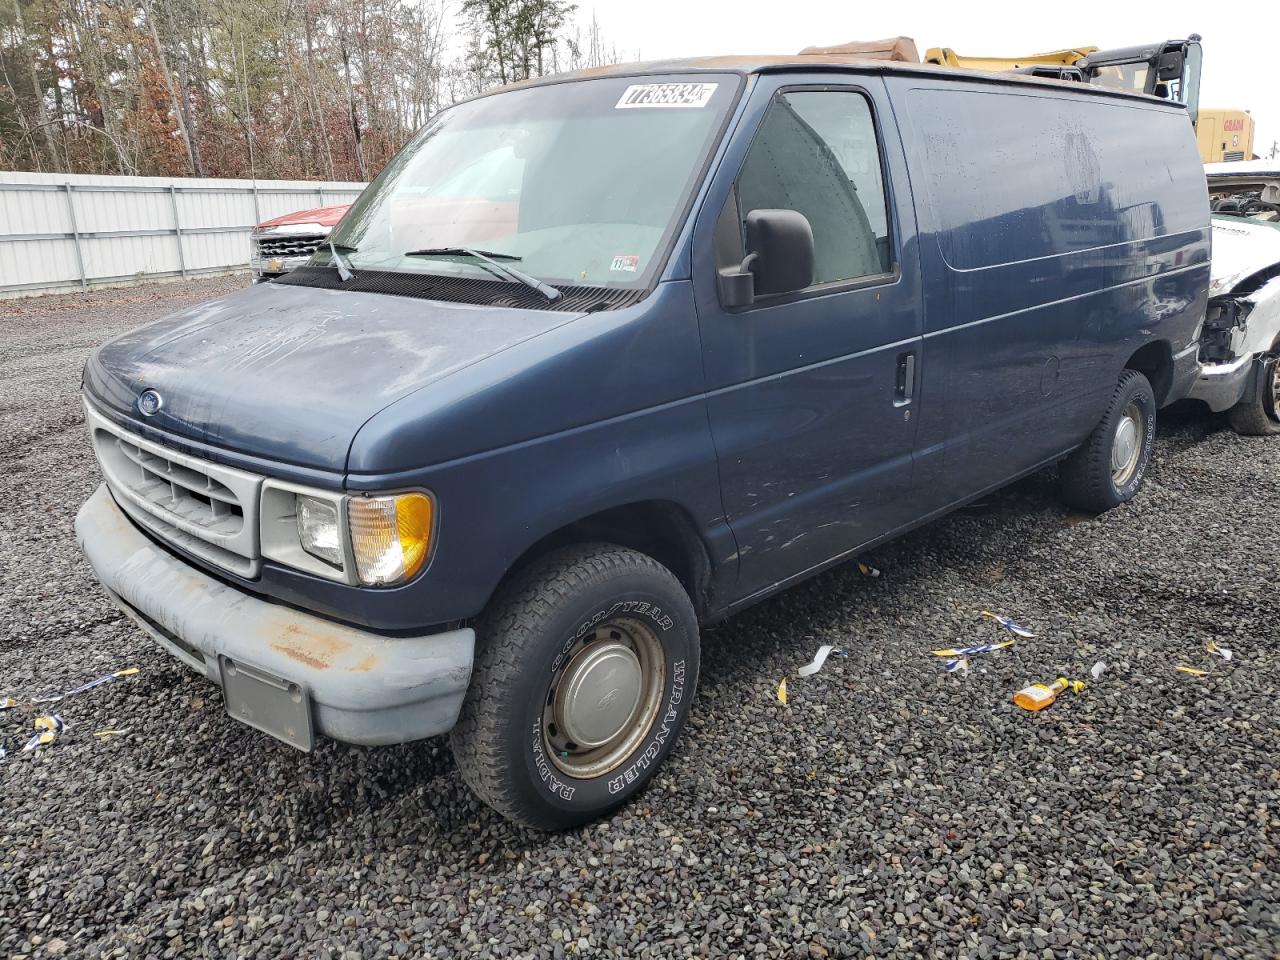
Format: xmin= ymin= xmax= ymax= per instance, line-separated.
xmin=889 ymin=78 xmax=1210 ymax=505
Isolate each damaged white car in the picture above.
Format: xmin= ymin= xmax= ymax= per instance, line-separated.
xmin=1187 ymin=214 xmax=1280 ymax=434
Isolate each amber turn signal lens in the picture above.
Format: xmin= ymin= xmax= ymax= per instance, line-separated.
xmin=347 ymin=493 xmax=433 ymax=585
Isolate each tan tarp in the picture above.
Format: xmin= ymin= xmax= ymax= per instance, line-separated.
xmin=797 ymin=37 xmax=920 ymax=62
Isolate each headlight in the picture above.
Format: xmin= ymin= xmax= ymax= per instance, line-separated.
xmin=348 ymin=493 xmax=433 ymax=585
xmin=296 ymin=495 xmax=342 ymax=567
xmin=260 ymin=482 xmax=433 ymax=586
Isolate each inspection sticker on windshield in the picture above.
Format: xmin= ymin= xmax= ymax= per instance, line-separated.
xmin=610 ymin=255 xmax=640 ymax=273
xmin=615 ymin=82 xmax=718 ymax=109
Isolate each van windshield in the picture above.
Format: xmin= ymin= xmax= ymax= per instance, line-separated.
xmin=321 ymin=74 xmax=739 ymax=291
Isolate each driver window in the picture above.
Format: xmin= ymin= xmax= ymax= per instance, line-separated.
xmin=732 ymin=90 xmax=892 ymax=286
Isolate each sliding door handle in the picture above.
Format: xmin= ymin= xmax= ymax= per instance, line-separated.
xmin=896 ymin=352 xmax=916 ymax=403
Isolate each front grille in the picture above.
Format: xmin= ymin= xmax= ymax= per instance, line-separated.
xmin=255 ymin=234 xmax=327 ymax=260
xmin=84 ymin=402 xmax=264 ymax=578
xmin=1223 ymin=151 xmax=1246 ymax=162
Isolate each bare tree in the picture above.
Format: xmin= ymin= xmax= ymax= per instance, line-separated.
xmin=139 ymin=0 xmax=197 ymax=173
xmin=0 ymin=0 xmax=615 ymax=180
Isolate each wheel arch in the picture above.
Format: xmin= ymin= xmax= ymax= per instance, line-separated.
xmin=1123 ymin=340 xmax=1175 ymax=406
xmin=497 ymin=500 xmax=714 ymax=618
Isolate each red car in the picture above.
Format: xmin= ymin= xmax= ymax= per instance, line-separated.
xmin=250 ymin=204 xmax=351 ymax=281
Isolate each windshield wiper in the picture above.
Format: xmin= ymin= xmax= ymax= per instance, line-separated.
xmin=405 ymin=246 xmax=522 ymax=261
xmin=404 ymin=246 xmax=561 ymax=302
xmin=328 ymin=241 xmax=355 ymax=282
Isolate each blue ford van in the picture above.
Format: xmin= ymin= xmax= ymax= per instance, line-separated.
xmin=76 ymin=56 xmax=1210 ymax=828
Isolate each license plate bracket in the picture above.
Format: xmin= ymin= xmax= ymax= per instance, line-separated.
xmin=218 ymin=655 xmax=314 ymax=751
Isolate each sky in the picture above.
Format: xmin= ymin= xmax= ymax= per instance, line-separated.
xmin=573 ymin=0 xmax=1276 ymax=158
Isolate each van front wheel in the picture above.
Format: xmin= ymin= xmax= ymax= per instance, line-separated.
xmin=1061 ymin=369 xmax=1156 ymax=512
xmin=450 ymin=543 xmax=699 ymax=830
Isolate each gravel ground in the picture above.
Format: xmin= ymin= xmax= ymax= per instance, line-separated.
xmin=1 ymin=277 xmax=1277 ymax=959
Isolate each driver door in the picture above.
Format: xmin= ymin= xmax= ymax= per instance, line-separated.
xmin=692 ymin=76 xmax=924 ymax=603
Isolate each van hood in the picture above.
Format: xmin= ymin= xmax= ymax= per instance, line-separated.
xmin=83 ymin=282 xmax=582 ymax=472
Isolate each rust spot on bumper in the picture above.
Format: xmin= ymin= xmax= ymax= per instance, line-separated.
xmin=271 ymin=623 xmax=352 ymax=671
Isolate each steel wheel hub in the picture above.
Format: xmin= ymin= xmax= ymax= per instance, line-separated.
xmin=544 ymin=617 xmax=665 ymax=779
xmin=555 ymin=643 xmax=643 ymax=748
xmin=1111 ymin=401 xmax=1144 ymax=487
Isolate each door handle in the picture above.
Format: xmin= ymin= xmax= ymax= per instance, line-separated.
xmin=896 ymin=352 xmax=916 ymax=404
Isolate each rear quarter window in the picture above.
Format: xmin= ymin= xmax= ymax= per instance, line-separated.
xmin=904 ymin=87 xmax=1207 ymax=270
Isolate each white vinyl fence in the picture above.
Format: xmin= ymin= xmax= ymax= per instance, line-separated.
xmin=0 ymin=171 xmax=366 ymax=298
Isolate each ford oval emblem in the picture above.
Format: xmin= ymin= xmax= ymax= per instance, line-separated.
xmin=138 ymin=389 xmax=163 ymax=417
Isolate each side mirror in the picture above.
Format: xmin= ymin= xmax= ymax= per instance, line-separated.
xmin=1157 ymin=50 xmax=1184 ymax=81
xmin=717 ymin=208 xmax=815 ymax=308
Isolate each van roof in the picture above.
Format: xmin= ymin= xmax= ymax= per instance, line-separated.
xmin=507 ymin=54 xmax=1178 ymax=107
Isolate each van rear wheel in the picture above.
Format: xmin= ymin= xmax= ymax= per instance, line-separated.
xmin=1061 ymin=369 xmax=1156 ymax=512
xmin=450 ymin=543 xmax=699 ymax=830
xmin=1227 ymin=355 xmax=1280 ymax=436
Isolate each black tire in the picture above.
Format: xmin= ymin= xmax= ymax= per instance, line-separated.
xmin=450 ymin=543 xmax=700 ymax=830
xmin=1227 ymin=356 xmax=1280 ymax=436
xmin=1061 ymin=369 xmax=1156 ymax=513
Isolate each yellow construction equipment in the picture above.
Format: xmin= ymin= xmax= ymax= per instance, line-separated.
xmin=923 ymin=37 xmax=1203 ymax=126
xmin=924 ymin=46 xmax=1097 ymax=74
xmin=1198 ymin=108 xmax=1255 ymax=163
xmin=805 ymin=34 xmax=1254 ymax=163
